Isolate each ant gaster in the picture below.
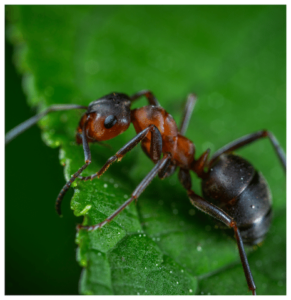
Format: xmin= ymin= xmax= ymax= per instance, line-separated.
xmin=5 ymin=90 xmax=286 ymax=295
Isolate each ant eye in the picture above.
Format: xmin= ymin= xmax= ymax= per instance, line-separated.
xmin=104 ymin=115 xmax=117 ymax=129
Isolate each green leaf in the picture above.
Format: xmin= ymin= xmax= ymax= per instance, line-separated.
xmin=6 ymin=5 xmax=286 ymax=295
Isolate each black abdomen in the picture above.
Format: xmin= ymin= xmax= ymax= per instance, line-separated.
xmin=201 ymin=154 xmax=272 ymax=245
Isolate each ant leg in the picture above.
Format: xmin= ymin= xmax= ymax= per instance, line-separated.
xmin=55 ymin=123 xmax=91 ymax=216
xmin=191 ymin=148 xmax=211 ymax=178
xmin=77 ymin=153 xmax=171 ymax=231
xmin=178 ymin=168 xmax=192 ymax=190
xmin=187 ymin=190 xmax=256 ymax=295
xmin=158 ymin=162 xmax=176 ymax=179
xmin=130 ymin=90 xmax=160 ymax=106
xmin=179 ymin=93 xmax=197 ymax=135
xmin=5 ymin=104 xmax=87 ymax=144
xmin=209 ymin=130 xmax=286 ymax=172
xmin=78 ymin=124 xmax=162 ymax=181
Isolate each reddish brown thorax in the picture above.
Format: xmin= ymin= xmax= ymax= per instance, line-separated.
xmin=131 ymin=106 xmax=195 ymax=169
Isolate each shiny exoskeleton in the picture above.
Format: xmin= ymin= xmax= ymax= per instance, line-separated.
xmin=5 ymin=90 xmax=286 ymax=295
xmin=202 ymin=154 xmax=272 ymax=246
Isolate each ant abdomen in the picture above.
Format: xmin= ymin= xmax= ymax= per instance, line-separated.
xmin=201 ymin=153 xmax=272 ymax=245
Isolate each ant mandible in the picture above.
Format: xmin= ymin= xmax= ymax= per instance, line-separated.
xmin=5 ymin=90 xmax=286 ymax=295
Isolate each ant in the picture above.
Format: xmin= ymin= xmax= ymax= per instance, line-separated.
xmin=5 ymin=90 xmax=286 ymax=295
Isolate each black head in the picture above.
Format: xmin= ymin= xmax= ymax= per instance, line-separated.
xmin=87 ymin=92 xmax=131 ymax=114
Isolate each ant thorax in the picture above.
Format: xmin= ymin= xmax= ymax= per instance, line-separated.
xmin=131 ymin=105 xmax=195 ymax=168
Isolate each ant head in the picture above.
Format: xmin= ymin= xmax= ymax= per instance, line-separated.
xmin=77 ymin=92 xmax=132 ymax=143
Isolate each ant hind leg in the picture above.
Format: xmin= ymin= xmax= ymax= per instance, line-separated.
xmin=187 ymin=190 xmax=256 ymax=295
xmin=209 ymin=130 xmax=286 ymax=172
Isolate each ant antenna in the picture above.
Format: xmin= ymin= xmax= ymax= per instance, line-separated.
xmin=5 ymin=104 xmax=87 ymax=144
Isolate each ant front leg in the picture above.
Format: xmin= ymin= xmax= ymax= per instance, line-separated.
xmin=5 ymin=104 xmax=87 ymax=144
xmin=209 ymin=130 xmax=286 ymax=172
xmin=77 ymin=125 xmax=166 ymax=231
xmin=77 ymin=153 xmax=172 ymax=231
xmin=187 ymin=190 xmax=256 ymax=295
xmin=130 ymin=90 xmax=160 ymax=106
xmin=78 ymin=124 xmax=162 ymax=181
xmin=55 ymin=123 xmax=91 ymax=216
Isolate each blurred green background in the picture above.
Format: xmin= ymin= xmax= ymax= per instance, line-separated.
xmin=5 ymin=5 xmax=285 ymax=295
xmin=5 ymin=25 xmax=82 ymax=295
